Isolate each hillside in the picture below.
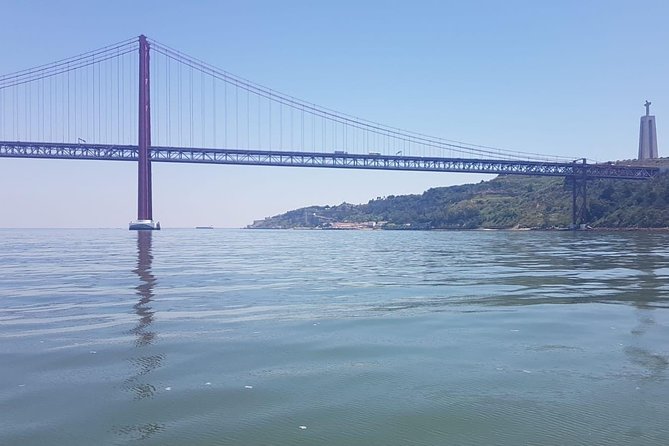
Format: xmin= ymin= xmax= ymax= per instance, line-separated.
xmin=248 ymin=161 xmax=669 ymax=230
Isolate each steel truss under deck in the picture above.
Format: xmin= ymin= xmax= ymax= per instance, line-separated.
xmin=0 ymin=141 xmax=661 ymax=180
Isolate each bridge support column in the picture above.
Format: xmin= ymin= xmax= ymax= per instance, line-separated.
xmin=568 ymin=158 xmax=588 ymax=230
xmin=570 ymin=178 xmax=587 ymax=229
xmin=130 ymin=35 xmax=160 ymax=230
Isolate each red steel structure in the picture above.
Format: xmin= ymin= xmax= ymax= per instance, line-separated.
xmin=137 ymin=35 xmax=153 ymax=223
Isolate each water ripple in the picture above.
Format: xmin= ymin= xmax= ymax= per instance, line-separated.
xmin=1 ymin=229 xmax=668 ymax=445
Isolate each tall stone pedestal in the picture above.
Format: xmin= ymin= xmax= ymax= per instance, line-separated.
xmin=638 ymin=101 xmax=658 ymax=160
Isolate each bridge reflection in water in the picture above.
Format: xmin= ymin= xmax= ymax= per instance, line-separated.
xmin=131 ymin=231 xmax=158 ymax=348
xmin=116 ymin=231 xmax=165 ymax=441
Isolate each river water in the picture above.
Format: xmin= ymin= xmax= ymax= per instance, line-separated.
xmin=0 ymin=229 xmax=668 ymax=445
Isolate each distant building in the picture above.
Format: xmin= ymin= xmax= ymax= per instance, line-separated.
xmin=638 ymin=100 xmax=659 ymax=160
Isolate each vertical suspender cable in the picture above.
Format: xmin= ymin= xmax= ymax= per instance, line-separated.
xmin=78 ymin=66 xmax=81 ymax=141
xmin=15 ymin=82 xmax=18 ymax=140
xmin=198 ymin=71 xmax=206 ymax=147
xmin=103 ymin=59 xmax=107 ymax=143
xmin=117 ymin=48 xmax=120 ymax=144
xmin=98 ymin=57 xmax=101 ymax=142
xmin=67 ymin=64 xmax=71 ymax=142
xmin=49 ymin=71 xmax=52 ymax=141
xmin=201 ymin=70 xmax=204 ymax=146
xmin=178 ymin=62 xmax=182 ymax=146
xmin=107 ymin=57 xmax=110 ymax=143
xmin=41 ymin=76 xmax=44 ymax=141
xmin=213 ymin=74 xmax=216 ymax=147
xmin=107 ymin=58 xmax=111 ymax=142
xmin=28 ymin=74 xmax=32 ymax=140
xmin=85 ymin=60 xmax=89 ymax=141
xmin=190 ymin=66 xmax=193 ymax=146
xmin=167 ymin=55 xmax=171 ymax=147
xmin=93 ymin=56 xmax=96 ymax=142
xmin=244 ymin=88 xmax=251 ymax=148
xmin=74 ymin=66 xmax=78 ymax=142
xmin=122 ymin=53 xmax=125 ymax=143
xmin=154 ymin=54 xmax=158 ymax=146
xmin=109 ymin=57 xmax=113 ymax=143
xmin=224 ymin=77 xmax=227 ymax=147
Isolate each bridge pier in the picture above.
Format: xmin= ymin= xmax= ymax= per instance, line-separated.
xmin=130 ymin=35 xmax=160 ymax=231
xmin=568 ymin=158 xmax=588 ymax=230
xmin=570 ymin=177 xmax=588 ymax=229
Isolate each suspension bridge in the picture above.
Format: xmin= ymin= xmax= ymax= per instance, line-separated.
xmin=0 ymin=35 xmax=660 ymax=229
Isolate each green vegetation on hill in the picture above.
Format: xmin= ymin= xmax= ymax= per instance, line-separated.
xmin=248 ymin=167 xmax=669 ymax=230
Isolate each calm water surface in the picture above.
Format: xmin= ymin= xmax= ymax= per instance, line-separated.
xmin=1 ymin=229 xmax=668 ymax=445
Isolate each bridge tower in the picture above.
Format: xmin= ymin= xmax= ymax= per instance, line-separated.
xmin=129 ymin=35 xmax=160 ymax=230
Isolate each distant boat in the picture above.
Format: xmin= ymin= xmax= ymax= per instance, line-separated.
xmin=195 ymin=226 xmax=214 ymax=229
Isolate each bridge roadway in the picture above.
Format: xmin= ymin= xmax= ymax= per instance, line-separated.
xmin=0 ymin=141 xmax=661 ymax=180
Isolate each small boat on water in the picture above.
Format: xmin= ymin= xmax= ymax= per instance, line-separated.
xmin=195 ymin=226 xmax=214 ymax=229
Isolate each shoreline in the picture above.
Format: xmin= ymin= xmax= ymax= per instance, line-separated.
xmin=245 ymin=226 xmax=669 ymax=232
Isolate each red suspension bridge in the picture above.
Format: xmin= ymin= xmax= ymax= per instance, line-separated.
xmin=0 ymin=35 xmax=660 ymax=229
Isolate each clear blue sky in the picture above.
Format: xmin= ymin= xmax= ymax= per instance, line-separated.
xmin=0 ymin=0 xmax=667 ymax=228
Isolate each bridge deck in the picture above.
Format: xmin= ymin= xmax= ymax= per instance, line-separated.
xmin=0 ymin=141 xmax=661 ymax=180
